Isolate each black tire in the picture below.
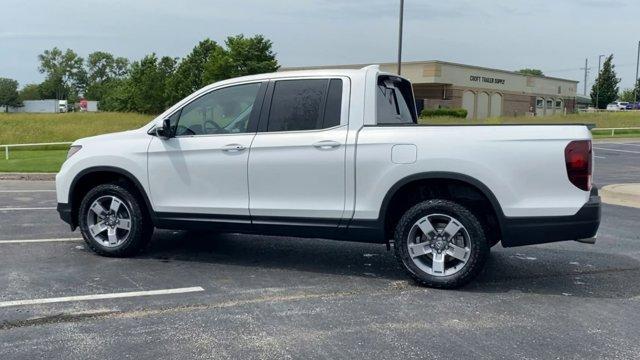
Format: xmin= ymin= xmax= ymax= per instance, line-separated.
xmin=78 ymin=182 xmax=153 ymax=257
xmin=394 ymin=199 xmax=489 ymax=289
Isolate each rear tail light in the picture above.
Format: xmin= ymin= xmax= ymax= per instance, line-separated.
xmin=564 ymin=140 xmax=592 ymax=191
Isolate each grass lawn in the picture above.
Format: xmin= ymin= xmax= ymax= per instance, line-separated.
xmin=0 ymin=112 xmax=153 ymax=173
xmin=0 ymin=150 xmax=68 ymax=173
xmin=0 ymin=112 xmax=154 ymax=145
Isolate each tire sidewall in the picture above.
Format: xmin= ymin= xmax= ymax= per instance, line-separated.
xmin=394 ymin=200 xmax=488 ymax=288
xmin=78 ymin=183 xmax=145 ymax=255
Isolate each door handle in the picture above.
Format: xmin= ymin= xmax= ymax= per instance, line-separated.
xmin=313 ymin=140 xmax=341 ymax=150
xmin=222 ymin=144 xmax=246 ymax=152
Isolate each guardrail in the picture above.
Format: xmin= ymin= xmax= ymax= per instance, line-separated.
xmin=1 ymin=142 xmax=72 ymax=160
xmin=592 ymin=127 xmax=640 ymax=136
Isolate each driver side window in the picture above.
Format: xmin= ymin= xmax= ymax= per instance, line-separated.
xmin=175 ymin=82 xmax=261 ymax=136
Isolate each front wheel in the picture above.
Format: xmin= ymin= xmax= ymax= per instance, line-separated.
xmin=78 ymin=183 xmax=153 ymax=257
xmin=394 ymin=199 xmax=489 ymax=289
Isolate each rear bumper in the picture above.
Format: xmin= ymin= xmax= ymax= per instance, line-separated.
xmin=57 ymin=203 xmax=76 ymax=230
xmin=501 ymin=187 xmax=601 ymax=247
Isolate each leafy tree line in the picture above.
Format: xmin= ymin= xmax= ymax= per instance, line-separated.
xmin=9 ymin=34 xmax=279 ymax=114
xmin=618 ymin=78 xmax=640 ymax=103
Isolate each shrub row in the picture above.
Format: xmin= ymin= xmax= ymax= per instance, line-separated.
xmin=420 ymin=108 xmax=468 ymax=118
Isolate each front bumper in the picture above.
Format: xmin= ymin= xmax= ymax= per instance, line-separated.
xmin=501 ymin=187 xmax=601 ymax=247
xmin=57 ymin=203 xmax=76 ymax=230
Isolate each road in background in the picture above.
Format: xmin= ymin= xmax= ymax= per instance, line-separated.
xmin=0 ymin=141 xmax=639 ymax=359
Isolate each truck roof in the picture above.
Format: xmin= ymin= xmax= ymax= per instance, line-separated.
xmin=204 ymin=65 xmax=379 ymax=89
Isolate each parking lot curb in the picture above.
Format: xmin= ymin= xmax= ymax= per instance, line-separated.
xmin=0 ymin=173 xmax=56 ymax=181
xmin=600 ymin=183 xmax=640 ymax=209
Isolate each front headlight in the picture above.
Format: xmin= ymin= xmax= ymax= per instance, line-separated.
xmin=66 ymin=145 xmax=82 ymax=159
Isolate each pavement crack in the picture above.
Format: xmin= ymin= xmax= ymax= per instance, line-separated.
xmin=0 ymin=310 xmax=118 ymax=330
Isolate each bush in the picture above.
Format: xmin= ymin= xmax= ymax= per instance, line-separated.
xmin=420 ymin=108 xmax=468 ymax=118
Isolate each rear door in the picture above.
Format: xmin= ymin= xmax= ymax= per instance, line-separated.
xmin=248 ymin=77 xmax=349 ymax=224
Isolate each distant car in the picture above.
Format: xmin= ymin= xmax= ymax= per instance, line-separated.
xmin=607 ymin=102 xmax=630 ymax=111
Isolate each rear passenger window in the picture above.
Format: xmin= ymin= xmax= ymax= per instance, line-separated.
xmin=267 ymin=79 xmax=343 ymax=132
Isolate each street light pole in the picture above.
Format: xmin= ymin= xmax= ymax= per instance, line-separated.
xmin=634 ymin=41 xmax=639 ymax=104
xmin=397 ymin=0 xmax=404 ymax=75
xmin=596 ymin=54 xmax=605 ymax=109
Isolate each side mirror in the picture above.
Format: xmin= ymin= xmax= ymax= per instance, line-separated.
xmin=155 ymin=118 xmax=173 ymax=139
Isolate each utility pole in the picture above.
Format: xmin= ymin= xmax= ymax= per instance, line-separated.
xmin=596 ymin=54 xmax=605 ymax=109
xmin=635 ymin=41 xmax=639 ymax=104
xmin=397 ymin=0 xmax=404 ymax=75
xmin=580 ymin=58 xmax=590 ymax=96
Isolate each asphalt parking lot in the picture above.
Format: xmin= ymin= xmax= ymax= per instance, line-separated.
xmin=1 ymin=140 xmax=639 ymax=359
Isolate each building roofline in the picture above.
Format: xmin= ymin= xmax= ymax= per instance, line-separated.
xmin=282 ymin=60 xmax=579 ymax=84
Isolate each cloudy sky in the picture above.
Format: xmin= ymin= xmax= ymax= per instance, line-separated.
xmin=2 ymin=0 xmax=639 ymax=92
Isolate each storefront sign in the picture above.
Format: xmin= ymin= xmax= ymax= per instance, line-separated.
xmin=469 ymin=75 xmax=506 ymax=85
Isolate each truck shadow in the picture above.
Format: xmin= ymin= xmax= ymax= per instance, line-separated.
xmin=141 ymin=230 xmax=640 ymax=300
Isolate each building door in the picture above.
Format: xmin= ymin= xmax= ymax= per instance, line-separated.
xmin=546 ymin=99 xmax=555 ymax=116
xmin=535 ymin=97 xmax=544 ymax=116
xmin=462 ymin=91 xmax=475 ymax=119
xmin=490 ymin=93 xmax=502 ymax=117
xmin=477 ymin=92 xmax=490 ymax=119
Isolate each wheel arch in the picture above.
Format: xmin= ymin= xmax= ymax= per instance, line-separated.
xmin=379 ymin=172 xmax=506 ymax=243
xmin=68 ymin=166 xmax=154 ymax=229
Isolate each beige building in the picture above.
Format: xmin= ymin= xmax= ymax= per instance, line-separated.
xmin=284 ymin=60 xmax=578 ymax=119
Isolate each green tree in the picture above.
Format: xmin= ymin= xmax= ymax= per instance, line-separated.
xmin=85 ymin=51 xmax=130 ymax=101
xmin=516 ymin=68 xmax=544 ymax=76
xmin=0 ymin=78 xmax=20 ymax=111
xmin=619 ymin=88 xmax=635 ymax=102
xmin=590 ymin=54 xmax=620 ymax=109
xmin=126 ymin=54 xmax=176 ymax=114
xmin=203 ymin=34 xmax=279 ymax=83
xmin=18 ymin=84 xmax=42 ymax=101
xmin=37 ymin=47 xmax=86 ymax=100
xmin=167 ymin=39 xmax=224 ymax=104
xmin=98 ymin=79 xmax=132 ymax=111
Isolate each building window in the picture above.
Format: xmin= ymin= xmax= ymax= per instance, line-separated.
xmin=536 ymin=98 xmax=544 ymax=108
xmin=546 ymin=99 xmax=553 ymax=108
xmin=555 ymin=99 xmax=563 ymax=109
xmin=558 ymin=86 xmax=562 ymax=94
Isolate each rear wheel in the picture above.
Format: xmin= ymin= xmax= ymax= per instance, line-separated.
xmin=394 ymin=199 xmax=489 ymax=288
xmin=78 ymin=183 xmax=152 ymax=257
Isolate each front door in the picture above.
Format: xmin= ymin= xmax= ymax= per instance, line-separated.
xmin=148 ymin=82 xmax=264 ymax=217
xmin=248 ymin=78 xmax=348 ymax=223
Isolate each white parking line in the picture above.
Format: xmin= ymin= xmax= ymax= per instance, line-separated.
xmin=0 ymin=207 xmax=56 ymax=211
xmin=593 ymin=147 xmax=640 ymax=154
xmin=594 ymin=156 xmax=606 ymax=159
xmin=620 ymin=143 xmax=640 ymax=147
xmin=0 ymin=238 xmax=82 ymax=244
xmin=0 ymin=190 xmax=56 ymax=193
xmin=0 ymin=287 xmax=205 ymax=308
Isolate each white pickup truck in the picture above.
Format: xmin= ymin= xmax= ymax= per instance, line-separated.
xmin=56 ymin=66 xmax=600 ymax=288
